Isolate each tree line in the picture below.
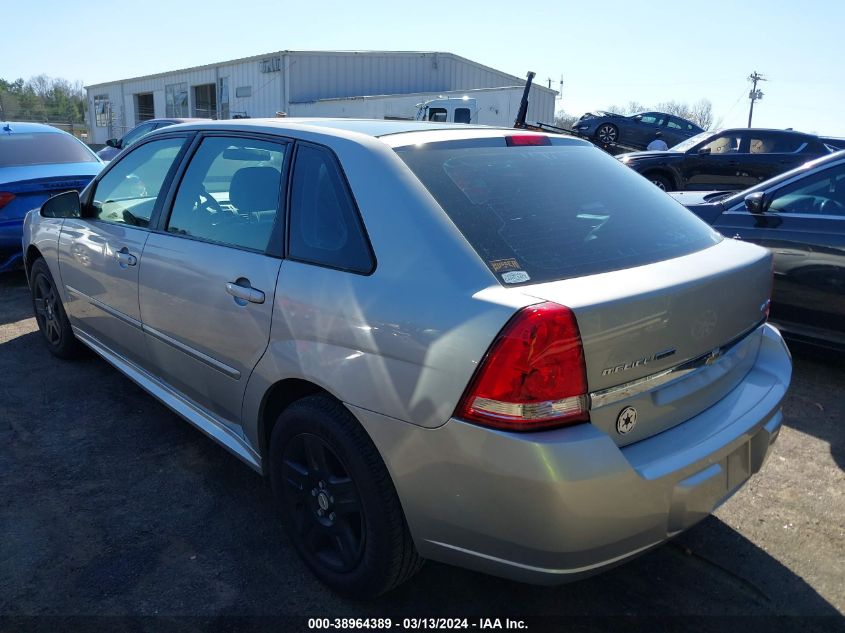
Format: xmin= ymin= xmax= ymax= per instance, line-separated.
xmin=0 ymin=75 xmax=87 ymax=123
xmin=556 ymin=98 xmax=715 ymax=132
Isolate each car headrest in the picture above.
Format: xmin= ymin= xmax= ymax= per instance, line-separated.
xmin=229 ymin=166 xmax=280 ymax=212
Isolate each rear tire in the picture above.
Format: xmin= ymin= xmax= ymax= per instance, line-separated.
xmin=595 ymin=123 xmax=619 ymax=144
xmin=29 ymin=258 xmax=84 ymax=359
xmin=269 ymin=395 xmax=423 ymax=598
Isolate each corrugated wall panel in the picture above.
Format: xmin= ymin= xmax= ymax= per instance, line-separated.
xmin=87 ymin=52 xmax=557 ymax=142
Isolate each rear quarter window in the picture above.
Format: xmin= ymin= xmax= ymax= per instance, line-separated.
xmin=397 ymin=139 xmax=721 ymax=285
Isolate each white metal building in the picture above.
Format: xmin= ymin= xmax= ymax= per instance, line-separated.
xmin=85 ymin=51 xmax=557 ymax=144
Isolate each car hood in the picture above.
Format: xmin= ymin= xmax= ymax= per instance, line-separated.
xmin=96 ymin=146 xmax=120 ymax=162
xmin=0 ymin=161 xmax=103 ymax=185
xmin=668 ymin=191 xmax=717 ymax=205
xmin=668 ymin=191 xmax=727 ymax=224
xmin=617 ymin=151 xmax=685 ymax=161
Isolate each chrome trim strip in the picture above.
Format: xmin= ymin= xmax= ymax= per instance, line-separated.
xmin=65 ymin=284 xmax=241 ymax=380
xmin=65 ymin=284 xmax=143 ymax=330
xmin=142 ymin=324 xmax=242 ymax=380
xmin=424 ymin=538 xmax=661 ymax=576
xmin=589 ymin=320 xmax=765 ymax=409
xmin=71 ymin=326 xmax=261 ymax=472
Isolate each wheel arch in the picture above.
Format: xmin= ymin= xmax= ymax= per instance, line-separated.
xmin=257 ymin=377 xmax=334 ymax=470
xmin=23 ymin=244 xmax=44 ymax=280
xmin=641 ymin=168 xmax=678 ymax=190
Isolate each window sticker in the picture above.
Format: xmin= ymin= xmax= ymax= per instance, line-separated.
xmin=501 ymin=271 xmax=530 ymax=284
xmin=489 ymin=258 xmax=521 ymax=273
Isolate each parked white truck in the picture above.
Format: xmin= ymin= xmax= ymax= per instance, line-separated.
xmin=286 ymin=85 xmax=554 ymax=127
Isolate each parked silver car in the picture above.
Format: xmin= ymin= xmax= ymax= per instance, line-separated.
xmin=22 ymin=119 xmax=791 ymax=598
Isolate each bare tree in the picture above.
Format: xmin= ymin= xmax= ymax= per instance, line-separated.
xmin=554 ymin=110 xmax=579 ymax=129
xmin=28 ymin=74 xmax=52 ymax=99
xmin=688 ymin=99 xmax=714 ymax=130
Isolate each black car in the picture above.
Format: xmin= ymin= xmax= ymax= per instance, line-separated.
xmin=571 ymin=111 xmax=703 ymax=149
xmin=618 ymin=128 xmax=831 ymax=191
xmin=670 ymin=151 xmax=845 ymax=350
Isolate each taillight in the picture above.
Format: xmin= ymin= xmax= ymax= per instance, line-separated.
xmin=505 ymin=135 xmax=551 ymax=147
xmin=455 ymin=302 xmax=589 ymax=431
xmin=0 ymin=192 xmax=15 ymax=209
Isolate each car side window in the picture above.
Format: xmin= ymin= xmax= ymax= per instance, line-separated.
xmin=121 ymin=121 xmax=157 ymax=148
xmin=666 ymin=119 xmax=682 ymax=129
xmin=701 ymin=133 xmax=741 ymax=154
xmin=639 ymin=113 xmax=665 ymax=126
xmin=288 ymin=144 xmax=374 ymax=273
xmin=750 ymin=133 xmax=806 ymax=154
xmin=768 ymin=164 xmax=845 ymax=216
xmin=91 ymin=137 xmax=187 ymax=227
xmin=167 ymin=136 xmax=285 ymax=252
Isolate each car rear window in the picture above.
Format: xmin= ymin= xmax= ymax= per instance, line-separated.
xmin=0 ymin=132 xmax=98 ymax=167
xmin=396 ymin=138 xmax=720 ymax=285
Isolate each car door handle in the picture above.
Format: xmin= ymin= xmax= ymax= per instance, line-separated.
xmin=226 ymin=280 xmax=265 ymax=304
xmin=114 ymin=248 xmax=137 ymax=267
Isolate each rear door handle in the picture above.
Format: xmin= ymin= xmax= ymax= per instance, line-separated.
xmin=114 ymin=248 xmax=137 ymax=267
xmin=226 ymin=280 xmax=265 ymax=304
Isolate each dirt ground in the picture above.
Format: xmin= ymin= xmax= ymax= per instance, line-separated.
xmin=1 ymin=270 xmax=842 ymax=632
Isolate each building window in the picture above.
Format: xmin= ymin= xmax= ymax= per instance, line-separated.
xmin=94 ymin=95 xmax=110 ymax=127
xmin=192 ymin=84 xmax=216 ymax=119
xmin=235 ymin=86 xmax=251 ymax=98
xmin=166 ymin=82 xmax=189 ymax=117
xmin=134 ymin=93 xmax=155 ymax=122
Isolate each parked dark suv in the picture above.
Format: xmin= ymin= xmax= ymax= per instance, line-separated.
xmin=618 ymin=128 xmax=831 ymax=191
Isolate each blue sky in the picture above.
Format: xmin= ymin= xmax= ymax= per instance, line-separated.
xmin=2 ymin=0 xmax=843 ymax=134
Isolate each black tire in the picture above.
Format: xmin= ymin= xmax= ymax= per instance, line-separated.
xmin=269 ymin=395 xmax=423 ymax=598
xmin=29 ymin=258 xmax=84 ymax=359
xmin=646 ymin=173 xmax=673 ymax=191
xmin=595 ymin=123 xmax=619 ymax=144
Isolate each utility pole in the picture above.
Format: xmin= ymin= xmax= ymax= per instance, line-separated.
xmin=747 ymin=71 xmax=766 ymax=127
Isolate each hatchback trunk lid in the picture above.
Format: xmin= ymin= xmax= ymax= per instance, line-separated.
xmin=520 ymin=239 xmax=772 ymax=445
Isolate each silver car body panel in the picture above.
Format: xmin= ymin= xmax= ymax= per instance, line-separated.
xmin=22 ymin=119 xmax=793 ymax=584
xmin=349 ymin=324 xmax=789 ymax=582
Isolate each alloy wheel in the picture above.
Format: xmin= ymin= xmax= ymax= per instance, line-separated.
xmin=33 ymin=274 xmax=62 ymax=346
xmin=281 ymin=433 xmax=365 ymax=572
xmin=597 ymin=124 xmax=618 ymax=143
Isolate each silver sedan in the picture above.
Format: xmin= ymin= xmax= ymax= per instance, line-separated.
xmin=22 ymin=119 xmax=791 ymax=598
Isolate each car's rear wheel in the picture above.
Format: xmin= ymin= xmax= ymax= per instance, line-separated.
xmin=269 ymin=395 xmax=423 ymax=598
xmin=646 ymin=173 xmax=672 ymax=191
xmin=29 ymin=258 xmax=84 ymax=359
xmin=596 ymin=123 xmax=619 ymax=144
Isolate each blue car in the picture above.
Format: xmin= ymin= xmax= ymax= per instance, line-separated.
xmin=0 ymin=122 xmax=103 ymax=273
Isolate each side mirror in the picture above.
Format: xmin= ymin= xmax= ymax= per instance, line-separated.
xmin=633 ymin=115 xmax=643 ymax=122
xmin=744 ymin=191 xmax=767 ymax=214
xmin=698 ymin=147 xmax=712 ymax=155
xmin=106 ymin=138 xmax=121 ymax=148
xmin=40 ymin=190 xmax=81 ymax=219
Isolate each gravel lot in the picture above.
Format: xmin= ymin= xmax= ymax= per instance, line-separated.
xmin=1 ymin=269 xmax=843 ymax=631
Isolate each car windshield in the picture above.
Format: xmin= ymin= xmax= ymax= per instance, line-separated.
xmin=0 ymin=132 xmax=98 ymax=167
xmin=397 ymin=138 xmax=720 ymax=285
xmin=670 ymin=131 xmax=713 ymax=152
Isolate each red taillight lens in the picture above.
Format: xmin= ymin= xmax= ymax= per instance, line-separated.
xmin=0 ymin=192 xmax=15 ymax=209
xmin=456 ymin=302 xmax=589 ymax=431
xmin=505 ymin=135 xmax=551 ymax=147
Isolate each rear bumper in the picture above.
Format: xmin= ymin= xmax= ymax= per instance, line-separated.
xmin=349 ymin=324 xmax=791 ymax=584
